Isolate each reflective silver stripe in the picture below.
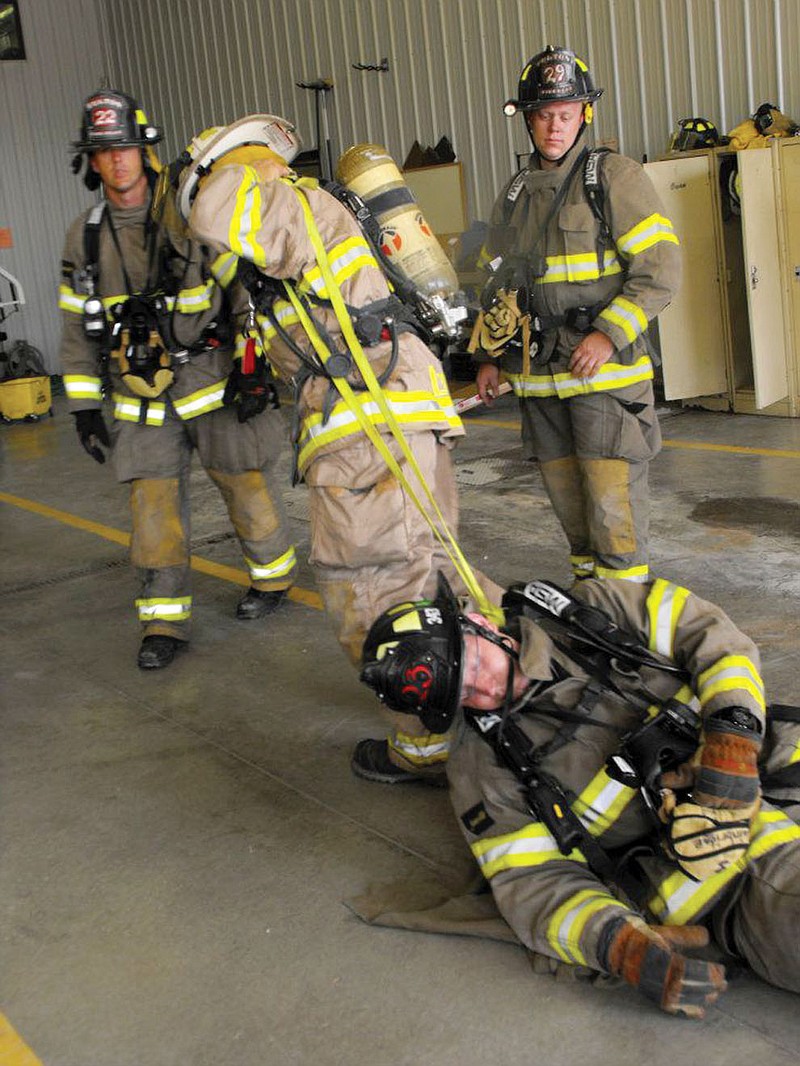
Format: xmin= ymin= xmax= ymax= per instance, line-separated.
xmin=135 ymin=598 xmax=192 ymax=621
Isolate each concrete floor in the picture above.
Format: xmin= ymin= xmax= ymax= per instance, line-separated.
xmin=2 ymin=389 xmax=800 ymax=1066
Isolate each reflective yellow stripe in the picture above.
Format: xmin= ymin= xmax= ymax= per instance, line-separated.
xmin=113 ymin=393 xmax=167 ymax=425
xmin=255 ymin=301 xmax=300 ymax=343
xmin=617 ymin=212 xmax=679 ymax=257
xmin=297 ymin=389 xmax=462 ymax=471
xmin=101 ymin=293 xmax=128 ymax=311
xmin=539 ymin=249 xmax=622 ymax=284
xmin=235 ymin=331 xmax=266 ymax=359
xmin=228 ymin=166 xmax=268 ymax=268
xmin=594 ymin=564 xmax=649 ymax=583
xmin=649 ymin=809 xmax=800 ymax=925
xmin=599 ymin=295 xmax=648 ymax=344
xmin=547 ymin=889 xmax=623 ymax=965
xmin=389 ymin=729 xmax=450 ymax=768
xmin=471 ymin=822 xmax=586 ymax=880
xmin=697 ymin=655 xmax=765 ymax=713
xmin=301 ymin=236 xmax=378 ymax=298
xmin=64 ymin=374 xmax=102 ymax=401
xmin=58 ymin=284 xmax=86 ymax=314
xmin=507 ymin=354 xmax=653 ymax=399
xmin=175 ymin=282 xmax=214 ymax=313
xmin=211 ymin=251 xmax=239 ymax=288
xmin=477 ymin=245 xmax=493 ymax=270
xmin=572 ymin=768 xmax=637 ymax=837
xmin=135 ymin=597 xmax=192 ymax=621
xmin=172 ymin=381 xmax=227 ymax=420
xmin=570 ymin=555 xmax=594 ymax=577
xmin=646 ymin=578 xmax=691 ymax=657
xmin=245 ymin=546 xmax=297 ymax=581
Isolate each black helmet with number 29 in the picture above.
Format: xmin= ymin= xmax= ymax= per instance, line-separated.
xmin=503 ymin=46 xmax=603 ymax=118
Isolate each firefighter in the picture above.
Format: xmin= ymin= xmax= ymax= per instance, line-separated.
xmin=177 ymin=114 xmax=502 ymax=781
xmin=473 ymin=46 xmax=682 ymax=584
xmin=359 ymin=574 xmax=800 ymax=1018
xmin=60 ymin=90 xmax=297 ymax=670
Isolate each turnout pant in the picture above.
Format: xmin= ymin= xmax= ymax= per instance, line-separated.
xmin=305 ymin=430 xmax=502 ymax=773
xmin=112 ymin=404 xmax=295 ymax=640
xmin=520 ymin=380 xmax=661 ymax=583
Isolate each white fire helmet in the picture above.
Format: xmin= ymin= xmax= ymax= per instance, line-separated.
xmin=176 ymin=113 xmax=301 ymax=221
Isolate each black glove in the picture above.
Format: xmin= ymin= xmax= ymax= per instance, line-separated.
xmin=73 ymin=409 xmax=110 ymax=464
xmin=223 ymin=354 xmax=275 ymax=423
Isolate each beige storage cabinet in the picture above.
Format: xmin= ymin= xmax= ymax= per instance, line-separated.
xmin=644 ymin=140 xmax=800 ymax=417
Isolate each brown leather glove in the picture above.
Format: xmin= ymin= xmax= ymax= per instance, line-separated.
xmin=694 ymin=707 xmax=762 ymax=809
xmin=471 ymin=289 xmax=529 ymax=354
xmin=660 ymin=707 xmax=762 ymax=880
xmin=599 ymin=915 xmax=727 ymax=1019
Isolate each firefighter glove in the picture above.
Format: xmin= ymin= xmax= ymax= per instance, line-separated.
xmin=74 ymin=409 xmax=110 ymax=464
xmin=659 ymin=789 xmax=756 ymax=881
xmin=223 ymin=351 xmax=275 ymax=423
xmin=694 ymin=707 xmax=762 ymax=809
xmin=474 ymin=289 xmax=529 ymax=354
xmin=599 ymin=914 xmax=727 ymax=1019
xmin=660 ymin=707 xmax=762 ymax=880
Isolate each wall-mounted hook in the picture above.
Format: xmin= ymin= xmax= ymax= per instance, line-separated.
xmin=352 ymin=57 xmax=389 ymax=73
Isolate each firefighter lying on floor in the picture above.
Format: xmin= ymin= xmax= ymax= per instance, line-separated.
xmin=358 ymin=573 xmax=800 ymax=1019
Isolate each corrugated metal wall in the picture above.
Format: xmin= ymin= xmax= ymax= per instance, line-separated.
xmin=99 ymin=0 xmax=800 ymax=222
xmin=0 ymin=0 xmax=105 ymax=371
xmin=2 ymin=0 xmax=798 ymax=371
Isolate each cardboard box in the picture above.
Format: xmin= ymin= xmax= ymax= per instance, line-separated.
xmin=0 ymin=376 xmax=51 ymax=420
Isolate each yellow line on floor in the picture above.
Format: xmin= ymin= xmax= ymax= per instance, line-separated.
xmin=0 ymin=1013 xmax=43 ymax=1066
xmin=465 ymin=417 xmax=800 ymax=458
xmin=0 ymin=491 xmax=323 ymax=611
xmin=661 ymin=439 xmax=800 ymax=459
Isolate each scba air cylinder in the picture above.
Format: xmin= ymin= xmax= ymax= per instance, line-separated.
xmin=336 ymin=143 xmax=459 ymax=299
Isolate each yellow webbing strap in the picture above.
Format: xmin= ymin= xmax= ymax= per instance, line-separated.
xmin=287 ymin=185 xmax=502 ymax=624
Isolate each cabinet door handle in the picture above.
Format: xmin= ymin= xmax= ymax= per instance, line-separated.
xmin=750 ymin=265 xmax=760 ymax=290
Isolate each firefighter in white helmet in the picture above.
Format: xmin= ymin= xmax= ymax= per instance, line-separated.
xmin=59 ymin=91 xmax=297 ymax=670
xmin=178 ymin=113 xmax=502 ymax=782
xmin=358 ymin=573 xmax=800 ymax=1017
xmin=473 ymin=47 xmax=682 ymax=585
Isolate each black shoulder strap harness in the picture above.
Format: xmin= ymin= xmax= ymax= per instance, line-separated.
xmin=501 ymin=147 xmax=612 ymax=239
xmin=82 ymin=201 xmax=106 ymax=292
xmin=462 ymin=580 xmax=699 ymax=904
xmin=467 ymin=580 xmax=800 ymax=900
xmin=483 ymin=148 xmax=614 ymax=321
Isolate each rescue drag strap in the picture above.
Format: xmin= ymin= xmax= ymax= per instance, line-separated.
xmin=286 ymin=185 xmax=502 ymax=624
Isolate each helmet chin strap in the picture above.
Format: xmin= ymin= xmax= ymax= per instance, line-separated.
xmin=460 ymin=615 xmax=523 ymax=723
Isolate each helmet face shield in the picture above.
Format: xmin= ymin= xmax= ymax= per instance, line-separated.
xmin=669 ymin=117 xmax=720 ymax=152
xmin=360 ymin=573 xmax=465 ymax=734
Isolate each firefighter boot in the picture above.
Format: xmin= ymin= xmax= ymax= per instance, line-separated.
xmin=137 ymin=635 xmax=186 ymax=670
xmin=236 ymin=587 xmax=288 ymax=620
xmin=351 ymin=739 xmax=448 ymax=787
